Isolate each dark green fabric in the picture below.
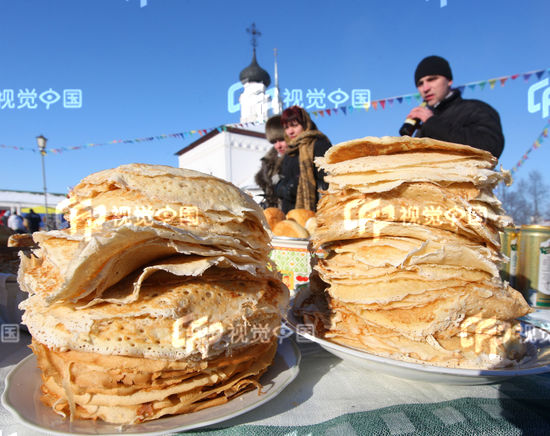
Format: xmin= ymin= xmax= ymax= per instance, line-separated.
xmin=181 ymin=396 xmax=550 ymax=436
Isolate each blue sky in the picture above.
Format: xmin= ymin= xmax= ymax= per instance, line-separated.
xmin=0 ymin=0 xmax=548 ymax=194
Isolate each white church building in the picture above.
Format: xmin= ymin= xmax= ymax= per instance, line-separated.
xmin=175 ymin=33 xmax=282 ymax=200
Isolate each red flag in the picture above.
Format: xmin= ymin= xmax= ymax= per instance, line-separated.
xmin=500 ymin=77 xmax=508 ymax=86
xmin=511 ymin=74 xmax=519 ymax=80
xmin=319 ymin=110 xmax=325 ymax=117
xmin=379 ymin=99 xmax=386 ymax=109
xmin=326 ymin=109 xmax=331 ymax=116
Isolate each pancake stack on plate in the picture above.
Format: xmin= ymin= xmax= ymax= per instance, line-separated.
xmin=305 ymin=136 xmax=531 ymax=369
xmin=18 ymin=164 xmax=288 ymax=424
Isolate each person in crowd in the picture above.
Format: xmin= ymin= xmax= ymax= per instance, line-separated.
xmin=7 ymin=212 xmax=27 ymax=234
xmin=401 ymin=55 xmax=504 ymax=158
xmin=24 ymin=209 xmax=42 ymax=233
xmin=255 ymin=115 xmax=287 ymax=209
xmin=275 ymin=105 xmax=332 ymax=213
xmin=0 ymin=210 xmax=8 ymax=226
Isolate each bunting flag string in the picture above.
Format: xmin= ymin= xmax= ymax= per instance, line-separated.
xmin=1 ymin=67 xmax=548 ymax=155
xmin=510 ymin=118 xmax=550 ymax=175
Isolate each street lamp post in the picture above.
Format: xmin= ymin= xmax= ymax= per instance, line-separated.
xmin=36 ymin=135 xmax=49 ymax=230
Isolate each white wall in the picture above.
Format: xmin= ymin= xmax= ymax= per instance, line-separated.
xmin=177 ymin=131 xmax=272 ymax=190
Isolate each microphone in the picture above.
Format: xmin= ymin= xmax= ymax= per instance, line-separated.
xmin=399 ymin=102 xmax=427 ymax=136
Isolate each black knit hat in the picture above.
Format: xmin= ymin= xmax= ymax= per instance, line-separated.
xmin=414 ymin=56 xmax=453 ymax=85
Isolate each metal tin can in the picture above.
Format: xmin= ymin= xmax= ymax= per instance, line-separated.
xmin=516 ymin=225 xmax=550 ymax=308
xmin=500 ymin=227 xmax=520 ymax=286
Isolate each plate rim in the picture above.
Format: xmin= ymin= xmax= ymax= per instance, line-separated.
xmin=1 ymin=338 xmax=301 ymax=436
xmin=284 ymin=311 xmax=550 ymax=378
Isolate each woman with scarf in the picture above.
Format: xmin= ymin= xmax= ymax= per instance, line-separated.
xmin=275 ymin=106 xmax=332 ymax=214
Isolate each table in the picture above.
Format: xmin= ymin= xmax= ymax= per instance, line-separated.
xmin=2 ymin=326 xmax=550 ymax=436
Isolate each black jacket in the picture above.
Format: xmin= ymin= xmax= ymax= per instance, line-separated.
xmin=417 ymin=90 xmax=504 ymax=158
xmin=275 ymin=135 xmax=331 ymax=214
xmin=254 ymin=147 xmax=283 ymax=208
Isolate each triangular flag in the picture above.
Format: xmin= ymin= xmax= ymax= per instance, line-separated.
xmin=397 ymin=97 xmax=403 ymax=104
xmin=468 ymin=84 xmax=476 ymax=91
xmin=319 ymin=110 xmax=325 ymax=117
xmin=341 ymin=106 xmax=347 ymax=115
xmin=312 ymin=111 xmax=318 ymax=117
xmin=543 ymin=128 xmax=548 ymax=137
xmin=500 ymin=77 xmax=508 ymax=86
xmin=216 ymin=127 xmax=221 ymax=132
xmin=349 ymin=106 xmax=354 ymax=113
xmin=387 ymin=98 xmax=394 ymax=106
xmin=363 ymin=103 xmax=370 ymax=112
xmin=414 ymin=93 xmax=422 ymax=102
xmin=333 ymin=108 xmax=338 ymax=114
xmin=524 ymin=73 xmax=532 ymax=81
xmin=457 ymin=86 xmax=465 ymax=94
xmin=405 ymin=96 xmax=412 ymax=104
xmin=536 ymin=70 xmax=545 ymax=80
xmin=511 ymin=74 xmax=519 ymax=80
xmin=489 ymin=79 xmax=497 ymax=89
xmin=372 ymin=101 xmax=378 ymax=110
xmin=326 ymin=109 xmax=331 ymax=116
xmin=379 ymin=99 xmax=386 ymax=109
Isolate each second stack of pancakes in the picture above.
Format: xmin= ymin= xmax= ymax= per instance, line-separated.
xmin=307 ymin=136 xmax=531 ymax=369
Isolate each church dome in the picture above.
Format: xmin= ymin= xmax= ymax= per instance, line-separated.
xmin=239 ymin=50 xmax=271 ymax=87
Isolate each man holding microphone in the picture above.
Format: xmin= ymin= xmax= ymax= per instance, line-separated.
xmin=400 ymin=55 xmax=504 ymax=158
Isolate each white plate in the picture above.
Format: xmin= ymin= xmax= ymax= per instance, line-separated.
xmin=285 ymin=311 xmax=550 ymax=385
xmin=1 ymin=339 xmax=300 ymax=435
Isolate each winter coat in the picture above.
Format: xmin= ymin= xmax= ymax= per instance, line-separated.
xmin=417 ymin=89 xmax=504 ymax=158
xmin=254 ymin=147 xmax=283 ymax=209
xmin=275 ymin=131 xmax=331 ymax=214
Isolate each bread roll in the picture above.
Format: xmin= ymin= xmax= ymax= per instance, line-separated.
xmin=286 ymin=209 xmax=316 ymax=228
xmin=273 ymin=219 xmax=310 ymax=239
xmin=263 ymin=207 xmax=285 ymax=230
xmin=7 ymin=233 xmax=35 ymax=248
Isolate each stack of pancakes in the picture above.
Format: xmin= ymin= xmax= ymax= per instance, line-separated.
xmin=305 ymin=136 xmax=531 ymax=369
xmin=18 ymin=164 xmax=288 ymax=424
